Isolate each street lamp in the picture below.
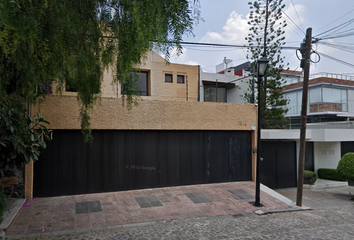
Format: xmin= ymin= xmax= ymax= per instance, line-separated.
xmin=254 ymin=56 xmax=269 ymax=207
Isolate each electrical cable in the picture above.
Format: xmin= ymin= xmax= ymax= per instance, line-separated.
xmin=291 ymin=0 xmax=305 ymax=32
xmin=281 ymin=10 xmax=305 ymax=35
xmin=317 ymin=51 xmax=354 ymax=69
xmin=314 ymin=17 xmax=354 ymax=38
xmin=314 ymin=7 xmax=354 ymax=35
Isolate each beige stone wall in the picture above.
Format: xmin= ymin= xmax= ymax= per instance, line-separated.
xmin=37 ymin=95 xmax=257 ymax=131
xmin=35 ymin=95 xmax=258 ymax=182
xmin=59 ymin=51 xmax=199 ymax=102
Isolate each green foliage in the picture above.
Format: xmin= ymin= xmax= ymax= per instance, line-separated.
xmin=337 ymin=153 xmax=354 ymax=180
xmin=0 ymin=93 xmax=51 ymax=167
xmin=245 ymin=0 xmax=289 ymax=128
xmin=0 ymin=185 xmax=6 ymax=223
xmin=318 ymin=168 xmax=347 ymax=181
xmin=0 ymin=0 xmax=201 ymax=143
xmin=304 ymin=170 xmax=317 ymax=185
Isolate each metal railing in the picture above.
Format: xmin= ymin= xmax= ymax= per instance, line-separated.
xmin=290 ymin=121 xmax=354 ymax=130
xmin=309 ymin=72 xmax=354 ymax=81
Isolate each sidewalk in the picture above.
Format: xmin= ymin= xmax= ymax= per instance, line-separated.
xmin=5 ymin=181 xmax=296 ymax=239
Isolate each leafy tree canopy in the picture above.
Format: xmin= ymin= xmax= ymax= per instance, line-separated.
xmin=245 ymin=0 xmax=289 ymax=129
xmin=0 ymin=0 xmax=201 ymax=143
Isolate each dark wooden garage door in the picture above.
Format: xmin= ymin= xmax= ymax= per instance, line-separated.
xmin=260 ymin=141 xmax=297 ymax=189
xmin=34 ymin=130 xmax=252 ymax=197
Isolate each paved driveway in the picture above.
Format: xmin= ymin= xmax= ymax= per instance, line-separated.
xmin=7 ymin=185 xmax=354 ymax=239
xmin=276 ymin=186 xmax=354 ymax=209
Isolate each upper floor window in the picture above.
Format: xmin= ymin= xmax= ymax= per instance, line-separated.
xmin=65 ymin=78 xmax=77 ymax=92
xmin=165 ymin=74 xmax=173 ymax=83
xmin=204 ymin=86 xmax=227 ymax=102
xmin=177 ymin=75 xmax=185 ymax=84
xmin=122 ymin=71 xmax=149 ymax=96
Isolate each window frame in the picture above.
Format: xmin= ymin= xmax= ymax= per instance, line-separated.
xmin=165 ymin=73 xmax=173 ymax=83
xmin=177 ymin=75 xmax=185 ymax=84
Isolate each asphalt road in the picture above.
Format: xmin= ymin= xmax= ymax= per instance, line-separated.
xmin=8 ymin=186 xmax=354 ymax=240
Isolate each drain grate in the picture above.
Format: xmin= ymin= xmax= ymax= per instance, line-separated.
xmin=135 ymin=196 xmax=163 ymax=208
xmin=228 ymin=189 xmax=254 ymax=200
xmin=185 ymin=192 xmax=212 ymax=204
xmin=75 ymin=201 xmax=102 ymax=214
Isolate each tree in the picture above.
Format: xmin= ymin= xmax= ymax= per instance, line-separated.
xmin=245 ymin=0 xmax=289 ymax=128
xmin=0 ymin=0 xmax=201 ymax=134
xmin=0 ymin=0 xmax=200 ymax=164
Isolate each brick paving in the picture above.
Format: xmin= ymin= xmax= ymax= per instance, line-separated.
xmin=6 ymin=181 xmax=291 ymax=238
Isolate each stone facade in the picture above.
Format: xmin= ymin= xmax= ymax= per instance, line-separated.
xmin=0 ymin=163 xmax=25 ymax=198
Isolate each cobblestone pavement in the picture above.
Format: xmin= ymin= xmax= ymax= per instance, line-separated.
xmin=7 ymin=186 xmax=354 ymax=239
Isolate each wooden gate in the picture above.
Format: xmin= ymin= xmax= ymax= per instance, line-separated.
xmin=34 ymin=130 xmax=252 ymax=197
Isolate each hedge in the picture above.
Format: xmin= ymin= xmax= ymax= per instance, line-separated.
xmin=318 ymin=168 xmax=347 ymax=181
xmin=337 ymin=152 xmax=354 ymax=180
xmin=304 ymin=170 xmax=317 ymax=185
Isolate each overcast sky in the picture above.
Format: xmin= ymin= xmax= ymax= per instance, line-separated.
xmin=168 ymin=0 xmax=354 ymax=75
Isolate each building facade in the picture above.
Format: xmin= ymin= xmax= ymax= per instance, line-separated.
xmin=27 ymin=51 xmax=258 ymax=198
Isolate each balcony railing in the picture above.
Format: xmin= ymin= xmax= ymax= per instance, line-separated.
xmin=309 ymin=72 xmax=354 ymax=81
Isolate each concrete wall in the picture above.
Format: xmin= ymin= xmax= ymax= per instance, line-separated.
xmin=314 ymin=142 xmax=341 ymax=172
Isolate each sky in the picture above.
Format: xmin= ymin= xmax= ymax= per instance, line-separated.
xmin=168 ymin=0 xmax=354 ymax=75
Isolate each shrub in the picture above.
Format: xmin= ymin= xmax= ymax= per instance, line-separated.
xmin=337 ymin=152 xmax=354 ymax=180
xmin=318 ymin=168 xmax=347 ymax=181
xmin=304 ymin=170 xmax=317 ymax=185
xmin=0 ymin=186 xmax=7 ymax=223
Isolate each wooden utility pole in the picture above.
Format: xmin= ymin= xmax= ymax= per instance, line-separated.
xmin=296 ymin=27 xmax=312 ymax=206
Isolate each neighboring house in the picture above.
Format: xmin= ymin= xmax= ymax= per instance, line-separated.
xmin=283 ymin=72 xmax=354 ymax=124
xmin=199 ymin=60 xmax=250 ymax=103
xmin=261 ymin=72 xmax=354 ymax=188
xmin=27 ymin=51 xmax=258 ymax=198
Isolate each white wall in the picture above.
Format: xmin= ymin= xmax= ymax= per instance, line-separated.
xmin=227 ymin=78 xmax=249 ymax=103
xmin=314 ymin=142 xmax=341 ymax=173
xmin=348 ymin=89 xmax=354 ymax=114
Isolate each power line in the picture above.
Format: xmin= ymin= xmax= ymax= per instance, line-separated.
xmin=291 ymin=0 xmax=304 ymax=32
xmin=282 ymin=10 xmax=305 ymax=35
xmin=317 ymin=51 xmax=354 ymax=69
xmin=314 ymin=7 xmax=354 ymax=35
xmin=314 ymin=17 xmax=354 ymax=38
xmin=178 ymin=41 xmax=298 ymax=50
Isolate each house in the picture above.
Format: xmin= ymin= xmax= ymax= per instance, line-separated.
xmin=283 ymin=72 xmax=354 ymax=124
xmin=199 ymin=59 xmax=250 ymax=103
xmin=261 ymin=72 xmax=354 ymax=188
xmin=25 ymin=51 xmax=258 ymax=198
xmin=213 ymin=60 xmax=354 ymax=188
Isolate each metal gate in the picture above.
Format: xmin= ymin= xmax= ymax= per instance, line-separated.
xmin=260 ymin=141 xmax=297 ymax=189
xmin=34 ymin=130 xmax=252 ymax=197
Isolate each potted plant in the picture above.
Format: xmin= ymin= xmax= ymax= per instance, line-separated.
xmin=337 ymin=152 xmax=354 ymax=186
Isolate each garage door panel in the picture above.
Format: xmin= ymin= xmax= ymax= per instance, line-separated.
xmin=208 ymin=131 xmax=230 ymax=183
xmin=34 ymin=130 xmax=252 ymax=197
xmin=276 ymin=142 xmax=296 ymax=188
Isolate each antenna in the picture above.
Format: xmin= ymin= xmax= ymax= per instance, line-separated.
xmin=223 ymin=57 xmax=233 ymax=69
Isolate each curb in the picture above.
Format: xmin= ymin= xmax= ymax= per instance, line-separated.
xmin=0 ymin=198 xmax=26 ymax=239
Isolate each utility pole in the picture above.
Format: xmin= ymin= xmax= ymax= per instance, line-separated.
xmin=296 ymin=27 xmax=312 ymax=206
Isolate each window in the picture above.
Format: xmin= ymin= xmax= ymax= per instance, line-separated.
xmin=204 ymin=86 xmax=227 ymax=102
xmin=177 ymin=75 xmax=185 ymax=84
xmin=309 ymin=88 xmax=321 ymax=103
xmin=65 ymin=78 xmax=77 ymax=92
xmin=285 ymin=91 xmax=302 ymax=114
xmin=121 ymin=71 xmax=149 ymax=96
xmin=165 ymin=74 xmax=173 ymax=83
xmin=323 ymin=87 xmax=347 ymax=111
